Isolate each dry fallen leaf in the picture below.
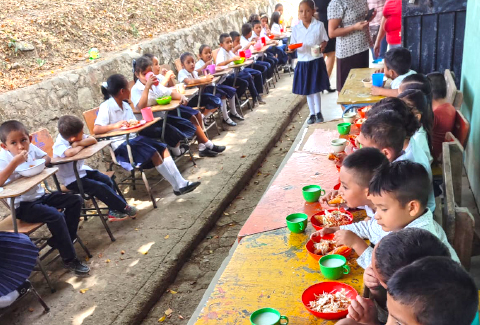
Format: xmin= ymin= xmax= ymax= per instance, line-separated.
xmin=120 ymin=250 xmax=125 ymax=255
xmin=179 ymin=315 xmax=184 ymax=319
xmin=105 ymin=259 xmax=111 ymax=263
xmin=168 ymin=289 xmax=177 ymax=294
xmin=28 ymin=307 xmax=34 ymax=312
xmin=165 ymin=308 xmax=173 ymax=316
xmin=164 ymin=235 xmax=169 ymax=239
xmin=158 ymin=315 xmax=166 ymax=322
xmin=223 ymin=212 xmax=229 ymax=216
xmin=80 ymin=288 xmax=89 ymax=294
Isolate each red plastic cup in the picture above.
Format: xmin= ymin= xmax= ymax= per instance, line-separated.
xmin=261 ymin=37 xmax=266 ymax=45
xmin=239 ymin=50 xmax=246 ymax=58
xmin=145 ymin=72 xmax=159 ymax=86
xmin=141 ymin=107 xmax=154 ymax=122
xmin=280 ymin=27 xmax=284 ymax=33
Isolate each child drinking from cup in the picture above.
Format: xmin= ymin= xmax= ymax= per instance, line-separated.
xmin=143 ymin=53 xmax=175 ymax=88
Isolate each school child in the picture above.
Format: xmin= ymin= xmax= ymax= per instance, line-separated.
xmin=274 ymin=3 xmax=289 ymax=29
xmin=260 ymin=13 xmax=271 ymax=36
xmin=216 ymin=33 xmax=266 ymax=105
xmin=358 ymin=99 xmax=435 ymax=211
xmin=239 ymin=23 xmax=274 ymax=79
xmin=230 ymin=31 xmax=267 ymax=95
xmin=0 ymin=120 xmax=89 ymax=275
xmin=178 ymin=52 xmax=241 ymax=126
xmin=427 ymin=72 xmax=456 ymax=161
xmin=251 ymin=20 xmax=287 ymax=66
xmin=321 ymin=147 xmax=388 ymax=219
xmin=248 ymin=13 xmax=260 ymax=24
xmin=291 ymin=0 xmax=330 ymax=124
xmin=95 ymin=73 xmax=201 ymax=195
xmin=371 ymin=47 xmax=416 ymax=97
xmin=131 ymin=56 xmax=226 ymax=157
xmin=53 ymin=115 xmax=138 ymax=221
xmin=314 ymin=160 xmax=458 ymax=269
xmin=143 ymin=53 xmax=175 ymax=87
xmin=398 ymin=89 xmax=433 ymax=163
xmin=271 ymin=10 xmax=284 ymax=35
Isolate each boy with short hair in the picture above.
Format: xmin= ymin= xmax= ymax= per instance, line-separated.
xmin=371 ymin=47 xmax=416 ymax=96
xmin=239 ymin=23 xmax=275 ymax=80
xmin=54 ymin=115 xmax=138 ymax=221
xmin=316 ymin=161 xmax=457 ymax=269
xmin=216 ymin=33 xmax=265 ymax=105
xmin=0 ymin=120 xmax=89 ymax=275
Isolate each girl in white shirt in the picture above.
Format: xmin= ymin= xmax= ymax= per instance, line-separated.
xmin=143 ymin=53 xmax=175 ymax=88
xmin=270 ymin=12 xmax=283 ymax=36
xmin=291 ymin=0 xmax=331 ymax=124
xmin=94 ymin=74 xmax=200 ymax=196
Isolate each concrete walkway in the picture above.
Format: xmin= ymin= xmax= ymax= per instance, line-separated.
xmin=1 ymin=75 xmax=343 ymax=325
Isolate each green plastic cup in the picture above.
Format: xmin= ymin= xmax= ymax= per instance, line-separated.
xmin=250 ymin=307 xmax=289 ymax=325
xmin=286 ymin=213 xmax=308 ymax=233
xmin=319 ymin=254 xmax=350 ymax=280
xmin=302 ymin=185 xmax=326 ymax=203
xmin=337 ymin=122 xmax=351 ymax=135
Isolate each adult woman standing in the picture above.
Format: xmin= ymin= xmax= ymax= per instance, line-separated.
xmin=327 ymin=0 xmax=374 ymax=91
xmin=315 ymin=0 xmax=337 ymax=92
xmin=374 ymin=0 xmax=401 ymax=57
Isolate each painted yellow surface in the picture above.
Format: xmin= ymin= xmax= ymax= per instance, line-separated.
xmin=195 ymin=210 xmax=368 ymax=325
xmin=337 ymin=68 xmax=386 ymax=105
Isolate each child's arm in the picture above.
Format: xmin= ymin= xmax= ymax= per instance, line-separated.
xmin=217 ymin=56 xmax=241 ymax=67
xmin=135 ymin=74 xmax=157 ymax=111
xmin=371 ymin=86 xmax=399 ymax=97
xmin=334 ymin=229 xmax=369 ymax=256
xmin=194 ymin=60 xmax=213 ymax=74
xmin=63 ymin=146 xmax=85 ymax=158
xmin=72 ymin=136 xmax=97 ymax=148
xmin=161 ymin=70 xmax=176 ymax=87
xmin=233 ymin=44 xmax=242 ymax=53
xmin=93 ymin=121 xmax=126 ymax=135
xmin=0 ymin=151 xmax=28 ymax=186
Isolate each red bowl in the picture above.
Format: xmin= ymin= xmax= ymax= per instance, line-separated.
xmin=305 ymin=233 xmax=352 ymax=261
xmin=310 ymin=209 xmax=354 ymax=231
xmin=302 ymin=282 xmax=358 ymax=319
xmin=354 ymin=119 xmax=365 ymax=129
xmin=288 ymin=43 xmax=303 ymax=50
xmin=268 ymin=34 xmax=275 ymax=40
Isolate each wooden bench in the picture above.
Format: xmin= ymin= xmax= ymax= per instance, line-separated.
xmin=445 ymin=69 xmax=463 ymax=109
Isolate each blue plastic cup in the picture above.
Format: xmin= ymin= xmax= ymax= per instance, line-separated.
xmin=372 ymin=73 xmax=384 ymax=87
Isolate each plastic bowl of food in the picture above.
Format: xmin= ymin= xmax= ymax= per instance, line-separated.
xmin=343 ymin=112 xmax=357 ymax=124
xmin=310 ymin=209 xmax=353 ymax=231
xmin=331 ymin=139 xmax=347 ymax=153
xmin=362 ymin=77 xmax=373 ymax=88
xmin=268 ymin=34 xmax=275 ymax=40
xmin=288 ymin=43 xmax=303 ymax=50
xmin=357 ymin=106 xmax=372 ymax=118
xmin=16 ymin=159 xmax=46 ymax=177
xmin=302 ymin=282 xmax=358 ymax=319
xmin=355 ymin=118 xmax=367 ymax=129
xmin=305 ymin=233 xmax=352 ymax=262
xmin=156 ymin=96 xmax=172 ymax=105
xmin=233 ymin=57 xmax=246 ymax=65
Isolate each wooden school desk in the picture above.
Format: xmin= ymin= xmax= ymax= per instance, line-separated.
xmin=337 ymin=68 xmax=385 ymax=105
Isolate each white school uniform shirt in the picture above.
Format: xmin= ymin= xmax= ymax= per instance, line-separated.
xmin=95 ymin=97 xmax=137 ymax=151
xmin=130 ymin=79 xmax=172 ymax=110
xmin=358 ymin=205 xmax=375 ymax=218
xmin=290 ymin=18 xmax=329 ymax=62
xmin=260 ymin=27 xmax=268 ymax=38
xmin=390 ymin=69 xmax=416 ymax=89
xmin=340 ymin=209 xmax=459 ymax=269
xmin=0 ymin=145 xmax=47 ymax=208
xmin=271 ymin=23 xmax=282 ymax=35
xmin=412 ymin=126 xmax=433 ymax=164
xmin=396 ymin=137 xmax=435 ymax=212
xmin=177 ymin=69 xmax=199 ymax=83
xmin=216 ymin=47 xmax=235 ymax=66
xmin=52 ymin=134 xmax=93 ymax=186
xmin=195 ymin=59 xmax=206 ymax=71
xmin=240 ymin=36 xmax=261 ymax=60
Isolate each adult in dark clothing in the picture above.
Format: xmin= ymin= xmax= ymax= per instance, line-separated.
xmin=315 ymin=0 xmax=337 ymax=92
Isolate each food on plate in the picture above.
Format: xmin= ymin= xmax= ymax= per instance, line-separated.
xmin=356 ymin=118 xmax=367 ymax=124
xmin=29 ymin=165 xmax=35 ymax=168
xmin=313 ymin=239 xmax=349 ymax=256
xmin=328 ymin=153 xmax=341 ymax=162
xmin=309 ymin=289 xmax=351 ymax=313
xmin=122 ymin=119 xmax=140 ymax=128
xmin=361 ymin=106 xmax=372 ymax=112
xmin=314 ymin=209 xmax=351 ymax=227
xmin=328 ymin=195 xmax=345 ymax=205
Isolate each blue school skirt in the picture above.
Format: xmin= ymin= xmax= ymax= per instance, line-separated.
xmin=169 ymin=105 xmax=199 ymax=120
xmin=187 ymin=93 xmax=221 ymax=111
xmin=139 ymin=117 xmax=195 ymax=147
xmin=114 ymin=135 xmax=167 ymax=171
xmin=292 ymin=58 xmax=330 ymax=95
xmin=204 ymin=84 xmax=236 ymax=99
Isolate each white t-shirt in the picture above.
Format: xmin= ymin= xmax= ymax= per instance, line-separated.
xmin=271 ymin=23 xmax=282 ymax=35
xmin=195 ymin=59 xmax=206 ymax=71
xmin=391 ymin=70 xmax=416 ymax=89
xmin=95 ymin=97 xmax=137 ymax=151
xmin=290 ymin=18 xmax=329 ymax=62
xmin=130 ymin=79 xmax=172 ymax=109
xmin=52 ymin=134 xmax=93 ymax=186
xmin=177 ymin=69 xmax=199 ymax=83
xmin=240 ymin=35 xmax=253 ymax=51
xmin=412 ymin=126 xmax=433 ymax=164
xmin=216 ymin=47 xmax=236 ymax=66
xmin=261 ymin=27 xmax=269 ymax=37
xmin=0 ymin=145 xmax=47 ymax=208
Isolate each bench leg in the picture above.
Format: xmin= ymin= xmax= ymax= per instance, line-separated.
xmin=91 ymin=197 xmax=116 ymax=242
xmin=36 ymin=257 xmax=55 ymax=293
xmin=76 ymin=235 xmax=93 ymax=258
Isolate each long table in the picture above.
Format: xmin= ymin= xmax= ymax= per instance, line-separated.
xmin=337 ymin=68 xmax=385 ymax=105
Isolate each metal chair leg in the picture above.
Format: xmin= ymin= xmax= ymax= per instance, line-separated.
xmin=130 ymin=170 xmax=136 ymax=190
xmin=111 ymin=176 xmax=125 ymax=201
xmin=91 ymin=197 xmax=116 ymax=242
xmin=141 ymin=170 xmax=157 ymax=208
xmin=36 ymin=257 xmax=55 ymax=293
xmin=29 ymin=284 xmax=50 ymax=313
xmin=76 ymin=235 xmax=93 ymax=258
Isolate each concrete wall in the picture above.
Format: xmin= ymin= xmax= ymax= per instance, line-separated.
xmin=0 ymin=0 xmax=273 ymax=138
xmin=461 ymin=0 xmax=480 ymax=206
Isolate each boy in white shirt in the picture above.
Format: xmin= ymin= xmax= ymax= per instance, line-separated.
xmin=240 ymin=23 xmax=275 ymax=80
xmin=0 ymin=120 xmax=89 ymax=275
xmin=53 ymin=115 xmax=138 ymax=221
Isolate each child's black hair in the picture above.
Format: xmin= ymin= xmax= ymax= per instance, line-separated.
xmin=180 ymin=52 xmax=194 ymax=65
xmin=384 ymin=47 xmax=412 ymax=76
xmin=249 ymin=13 xmax=260 ymax=23
xmin=387 ymin=257 xmax=478 ymax=325
xmin=260 ymin=12 xmax=269 ymax=21
xmin=427 ymin=72 xmax=447 ymax=100
xmin=299 ymin=0 xmax=315 ymax=10
xmin=198 ymin=44 xmax=210 ymax=55
xmin=219 ymin=33 xmax=231 ymax=44
xmin=398 ymin=89 xmax=433 ymax=152
xmin=132 ymin=56 xmax=153 ymax=82
xmin=0 ymin=120 xmax=29 ymax=144
xmin=275 ymin=3 xmax=283 ymax=10
xmin=251 ymin=19 xmax=262 ymax=27
xmin=58 ymin=115 xmax=84 ymax=139
xmin=229 ymin=31 xmax=240 ymax=41
xmin=369 ymin=160 xmax=430 ymax=208
xmin=101 ymin=74 xmax=129 ymax=100
xmin=361 ymin=110 xmax=406 ymax=156
xmin=270 ymin=11 xmax=281 ymax=29
xmin=143 ymin=53 xmax=155 ymax=61
xmin=375 ymin=228 xmax=450 ymax=283
xmin=342 ymin=147 xmax=389 ymax=188
xmin=366 ymin=97 xmax=420 ymax=139
xmin=241 ymin=23 xmax=253 ymax=37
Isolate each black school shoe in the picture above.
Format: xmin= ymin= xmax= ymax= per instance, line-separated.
xmin=199 ymin=148 xmax=219 ymax=157
xmin=211 ymin=144 xmax=226 ymax=153
xmin=64 ymin=258 xmax=90 ymax=275
xmin=316 ymin=112 xmax=324 ymax=123
xmin=174 ymin=181 xmax=201 ymax=196
xmin=307 ymin=115 xmax=316 ymax=124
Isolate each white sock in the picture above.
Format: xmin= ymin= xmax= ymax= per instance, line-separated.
xmin=0 ymin=290 xmax=19 ymax=308
xmin=155 ymin=163 xmax=179 ymax=191
xmin=306 ymin=94 xmax=316 ymax=115
xmin=221 ymin=99 xmax=230 ymax=119
xmin=313 ymin=92 xmax=322 ymax=114
xmin=163 ymin=156 xmax=188 ymax=190
xmin=228 ymin=97 xmax=238 ymax=115
xmin=169 ymin=146 xmax=181 ymax=156
xmin=199 ymin=140 xmax=213 ymax=151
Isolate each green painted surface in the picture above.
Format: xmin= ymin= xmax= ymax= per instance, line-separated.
xmin=461 ymin=0 xmax=480 ymax=205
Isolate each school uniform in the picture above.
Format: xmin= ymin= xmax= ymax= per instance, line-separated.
xmin=251 ymin=31 xmax=283 ymax=66
xmin=271 ymin=23 xmax=290 ymax=50
xmin=0 ymin=145 xmax=83 ymax=262
xmin=130 ymin=80 xmax=196 ymax=143
xmin=240 ymin=36 xmax=272 ymax=79
xmin=291 ymin=18 xmax=331 ymax=95
xmin=177 ymin=69 xmax=223 ymax=110
xmin=195 ymin=60 xmax=237 ymax=99
xmin=412 ymin=126 xmax=433 ymax=164
xmin=53 ymin=134 xmax=128 ymax=213
xmin=340 ymin=209 xmax=459 ymax=269
xmin=390 ymin=69 xmax=416 ymax=89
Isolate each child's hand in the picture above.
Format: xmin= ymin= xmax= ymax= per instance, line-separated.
xmin=353 ymin=21 xmax=369 ymax=31
xmin=347 ymin=296 xmax=378 ymax=325
xmin=165 ymin=70 xmax=175 ymax=81
xmin=114 ymin=120 xmax=127 ymax=129
xmin=321 ymin=190 xmax=339 ymax=204
xmin=161 ymin=68 xmax=168 ymax=76
xmin=310 ymin=227 xmax=336 ymax=240
xmin=370 ymin=86 xmax=383 ymax=95
xmin=13 ymin=150 xmax=28 ymax=166
xmin=334 ymin=229 xmax=362 ymax=247
xmin=145 ymin=74 xmax=158 ymax=89
xmin=363 ymin=266 xmax=382 ymax=290
xmin=205 ymin=74 xmax=214 ymax=82
xmin=320 ymin=41 xmax=327 ymax=53
xmin=374 ymin=68 xmax=384 ymax=74
xmin=180 ymin=95 xmax=188 ymax=105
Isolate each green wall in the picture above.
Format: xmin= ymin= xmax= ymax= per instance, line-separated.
xmin=461 ymin=0 xmax=480 ymax=205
